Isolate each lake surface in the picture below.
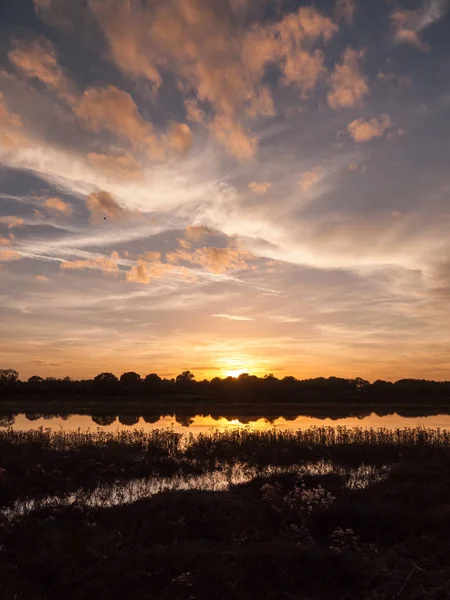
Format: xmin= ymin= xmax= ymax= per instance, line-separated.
xmin=3 ymin=410 xmax=450 ymax=433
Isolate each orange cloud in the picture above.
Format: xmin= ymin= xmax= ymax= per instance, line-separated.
xmin=88 ymin=0 xmax=162 ymax=87
xmin=142 ymin=251 xmax=162 ymax=261
xmin=8 ymin=37 xmax=75 ymax=102
xmin=166 ymin=123 xmax=193 ymax=154
xmin=167 ymin=246 xmax=250 ymax=274
xmin=242 ymin=6 xmax=336 ymax=98
xmin=327 ymin=48 xmax=368 ymax=110
xmin=0 ymin=216 xmax=24 ymax=229
xmin=390 ymin=7 xmax=430 ymax=51
xmin=126 ymin=258 xmax=174 ymax=284
xmin=60 ymin=251 xmax=120 ymax=275
xmin=347 ymin=114 xmax=392 ymax=143
xmin=85 ymin=191 xmax=126 ymax=220
xmin=281 ymin=49 xmax=326 ymax=96
xmin=185 ymin=100 xmax=208 ymax=125
xmin=185 ymin=225 xmax=216 ymax=242
xmin=245 ymin=86 xmax=275 ymax=118
xmin=0 ymin=92 xmax=27 ymax=150
xmin=44 ymin=197 xmax=72 ymax=216
xmin=275 ymin=6 xmax=337 ymax=45
xmin=36 ymin=275 xmax=49 ymax=281
xmin=86 ymin=152 xmax=143 ymax=181
xmin=0 ymin=236 xmax=11 ymax=246
xmin=89 ymin=1 xmax=336 ymax=159
xmin=75 ymin=85 xmax=163 ymax=159
xmin=299 ymin=166 xmax=323 ymax=191
xmin=390 ymin=1 xmax=449 ymax=51
xmin=209 ymin=115 xmax=257 ymax=161
xmin=335 ymin=0 xmax=355 ymax=24
xmin=0 ymin=249 xmax=21 ymax=262
xmin=275 ymin=7 xmax=336 ymax=95
xmin=248 ymin=182 xmax=271 ymax=194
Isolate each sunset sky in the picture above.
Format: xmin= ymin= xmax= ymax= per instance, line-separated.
xmin=1 ymin=0 xmax=449 ymax=381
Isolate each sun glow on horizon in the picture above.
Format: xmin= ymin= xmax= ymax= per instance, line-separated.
xmin=223 ymin=368 xmax=247 ymax=378
xmin=220 ymin=357 xmax=258 ymax=378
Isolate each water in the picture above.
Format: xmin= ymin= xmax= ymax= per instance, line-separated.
xmin=2 ymin=409 xmax=450 ymax=433
xmin=2 ymin=461 xmax=390 ymax=519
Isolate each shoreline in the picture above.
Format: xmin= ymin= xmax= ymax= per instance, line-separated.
xmin=2 ymin=399 xmax=450 ymax=416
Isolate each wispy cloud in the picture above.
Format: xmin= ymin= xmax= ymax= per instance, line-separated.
xmin=0 ymin=216 xmax=24 ymax=229
xmin=248 ymin=182 xmax=271 ymax=194
xmin=60 ymin=252 xmax=120 ymax=275
xmin=391 ymin=0 xmax=449 ymax=51
xmin=212 ymin=314 xmax=254 ymax=321
xmin=43 ymin=197 xmax=72 ymax=216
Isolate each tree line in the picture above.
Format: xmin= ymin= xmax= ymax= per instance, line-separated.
xmin=1 ymin=368 xmax=450 ymax=403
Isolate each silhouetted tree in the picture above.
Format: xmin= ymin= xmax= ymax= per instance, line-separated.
xmin=142 ymin=414 xmax=161 ymax=424
xmin=120 ymin=372 xmax=141 ymax=386
xmin=143 ymin=373 xmax=162 ymax=389
xmin=25 ymin=413 xmax=42 ymax=421
xmin=175 ymin=414 xmax=194 ymax=427
xmin=0 ymin=369 xmax=19 ymax=383
xmin=176 ymin=371 xmax=195 ymax=384
xmin=28 ymin=375 xmax=43 ymax=384
xmin=92 ymin=415 xmax=117 ymax=426
xmin=355 ymin=377 xmax=370 ymax=389
xmin=94 ymin=372 xmax=119 ymax=385
xmin=0 ymin=415 xmax=15 ymax=427
xmin=118 ymin=414 xmax=140 ymax=426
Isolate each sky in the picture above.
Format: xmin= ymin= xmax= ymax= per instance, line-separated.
xmin=0 ymin=0 xmax=450 ymax=382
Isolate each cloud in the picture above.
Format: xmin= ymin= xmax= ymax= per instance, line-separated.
xmin=0 ymin=249 xmax=21 ymax=262
xmin=44 ymin=197 xmax=72 ymax=216
xmin=348 ymin=161 xmax=366 ymax=173
xmin=8 ymin=37 xmax=75 ymax=102
xmin=167 ymin=246 xmax=250 ymax=274
xmin=327 ymin=48 xmax=369 ymax=110
xmin=281 ymin=49 xmax=326 ymax=97
xmin=390 ymin=0 xmax=448 ymax=51
xmin=142 ymin=251 xmax=162 ymax=261
xmin=85 ymin=191 xmax=126 ymax=219
xmin=335 ymin=0 xmax=355 ymax=24
xmin=347 ymin=114 xmax=392 ymax=142
xmin=243 ymin=6 xmax=336 ymax=98
xmin=60 ymin=251 xmax=120 ymax=274
xmin=299 ymin=166 xmax=323 ymax=191
xmin=89 ymin=1 xmax=336 ymax=158
xmin=0 ymin=92 xmax=27 ymax=149
xmin=0 ymin=216 xmax=24 ymax=229
xmin=166 ymin=123 xmax=193 ymax=154
xmin=86 ymin=152 xmax=143 ymax=181
xmin=186 ymin=103 xmax=258 ymax=160
xmin=248 ymin=182 xmax=271 ymax=194
xmin=126 ymin=258 xmax=175 ymax=284
xmin=36 ymin=274 xmax=49 ymax=281
xmin=74 ymin=85 xmax=163 ymax=158
xmin=212 ymin=313 xmax=254 ymax=321
xmin=185 ymin=225 xmax=216 ymax=242
xmin=209 ymin=115 xmax=257 ymax=160
xmin=377 ymin=71 xmax=411 ymax=88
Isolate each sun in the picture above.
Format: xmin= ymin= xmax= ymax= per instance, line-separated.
xmin=223 ymin=368 xmax=247 ymax=378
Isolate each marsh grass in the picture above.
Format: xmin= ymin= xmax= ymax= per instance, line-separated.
xmin=1 ymin=426 xmax=450 ymax=507
xmin=1 ymin=426 xmax=450 ymax=599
